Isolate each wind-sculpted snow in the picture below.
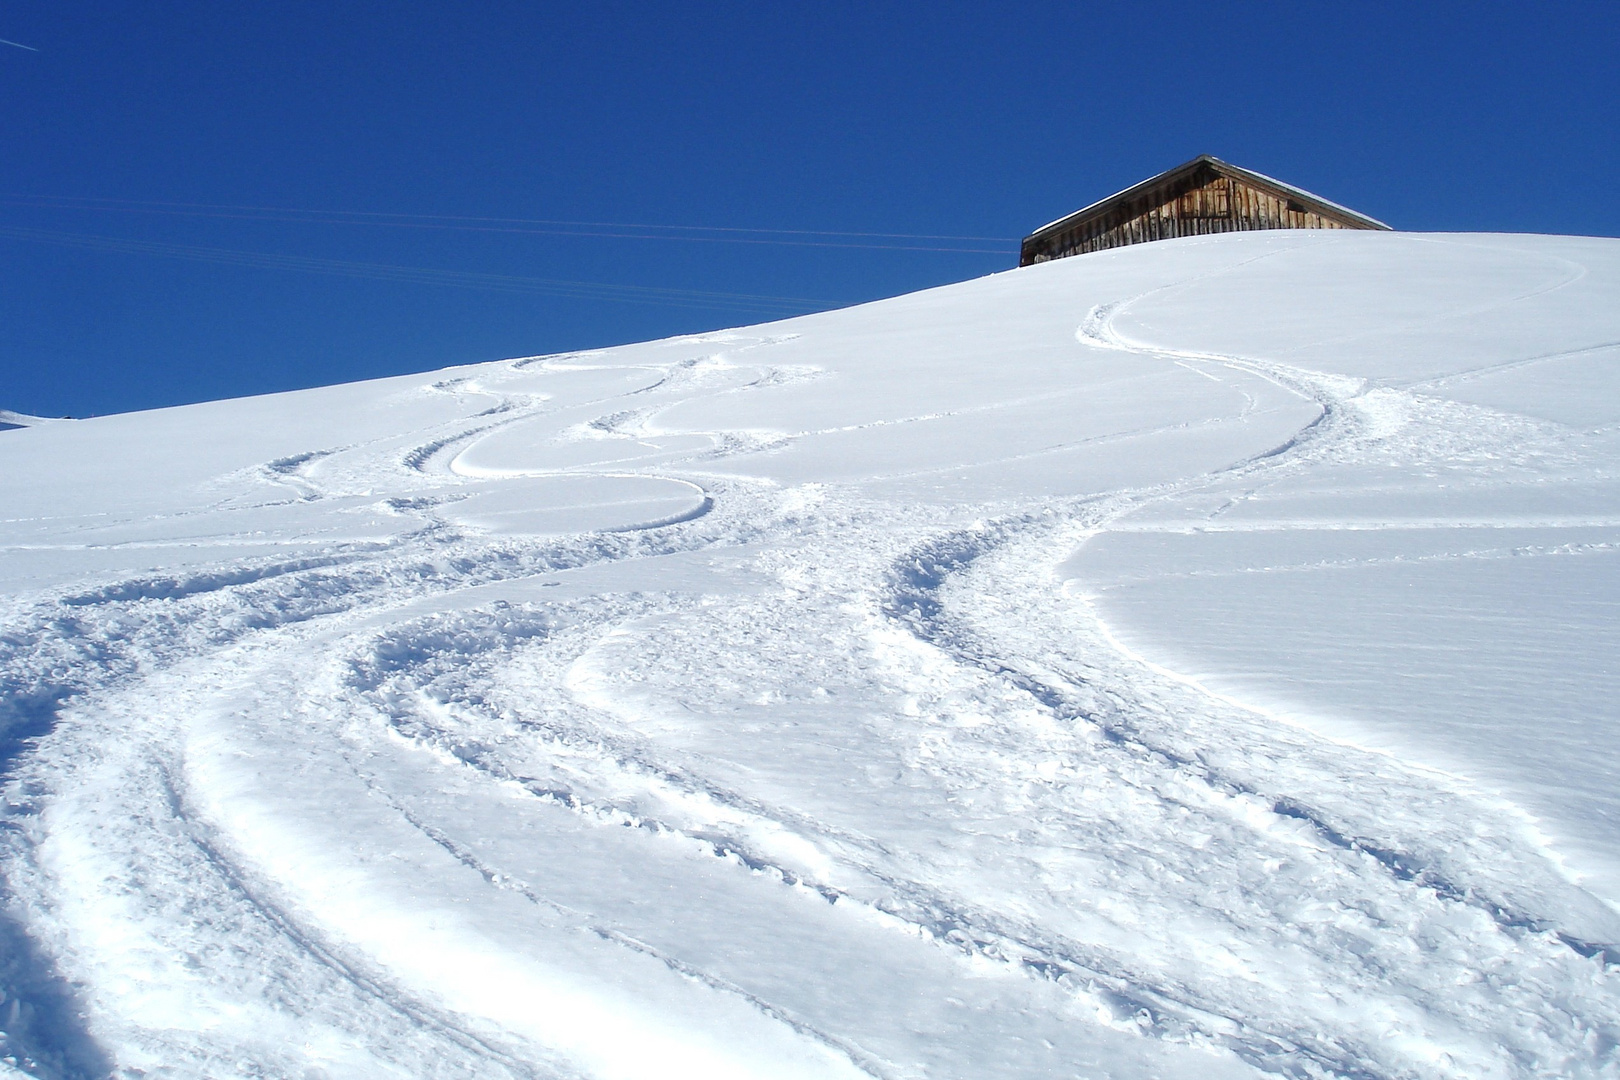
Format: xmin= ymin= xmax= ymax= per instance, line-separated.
xmin=2 ymin=232 xmax=1619 ymax=1078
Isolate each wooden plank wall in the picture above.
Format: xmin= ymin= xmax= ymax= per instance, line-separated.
xmin=1024 ymin=170 xmax=1359 ymax=263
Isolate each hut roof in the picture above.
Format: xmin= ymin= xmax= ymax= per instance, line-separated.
xmin=1027 ymin=155 xmax=1390 ymax=242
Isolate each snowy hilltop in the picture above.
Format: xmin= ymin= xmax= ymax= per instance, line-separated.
xmin=0 ymin=411 xmax=57 ymax=432
xmin=1 ymin=230 xmax=1618 ymax=1079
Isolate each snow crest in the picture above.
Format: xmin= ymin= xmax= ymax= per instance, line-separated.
xmin=2 ymin=232 xmax=1619 ymax=1078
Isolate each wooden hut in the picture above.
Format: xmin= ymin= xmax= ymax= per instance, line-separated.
xmin=1020 ymin=155 xmax=1389 ymax=265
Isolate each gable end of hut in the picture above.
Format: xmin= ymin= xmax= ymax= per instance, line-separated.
xmin=1020 ymin=156 xmax=1389 ymax=265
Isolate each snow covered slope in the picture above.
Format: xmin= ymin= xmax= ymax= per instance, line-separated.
xmin=2 ymin=230 xmax=1618 ymax=1079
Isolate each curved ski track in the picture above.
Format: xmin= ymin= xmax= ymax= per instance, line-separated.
xmin=1 ymin=292 xmax=1617 ymax=1079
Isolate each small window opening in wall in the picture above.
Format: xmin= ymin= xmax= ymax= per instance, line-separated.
xmin=1286 ymin=199 xmax=1307 ymax=213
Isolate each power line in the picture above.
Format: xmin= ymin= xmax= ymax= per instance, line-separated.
xmin=0 ymin=194 xmax=1021 ymax=254
xmin=0 ymin=225 xmax=830 ymax=317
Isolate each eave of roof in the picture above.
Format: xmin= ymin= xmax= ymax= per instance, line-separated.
xmin=1025 ymin=155 xmax=1390 ymax=241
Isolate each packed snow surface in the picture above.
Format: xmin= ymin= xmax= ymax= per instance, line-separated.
xmin=2 ymin=230 xmax=1619 ymax=1079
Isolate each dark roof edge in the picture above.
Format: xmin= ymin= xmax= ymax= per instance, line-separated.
xmin=1025 ymin=155 xmax=1391 ymax=241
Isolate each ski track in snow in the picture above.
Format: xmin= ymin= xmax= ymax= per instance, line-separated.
xmin=2 ymin=234 xmax=1618 ymax=1078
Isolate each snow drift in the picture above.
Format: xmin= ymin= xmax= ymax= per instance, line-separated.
xmin=2 ymin=230 xmax=1618 ymax=1079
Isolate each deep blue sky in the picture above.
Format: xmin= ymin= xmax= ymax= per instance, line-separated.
xmin=2 ymin=2 xmax=1616 ymax=417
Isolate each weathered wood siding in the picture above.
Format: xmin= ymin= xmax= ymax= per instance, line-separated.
xmin=1021 ymin=161 xmax=1374 ymax=264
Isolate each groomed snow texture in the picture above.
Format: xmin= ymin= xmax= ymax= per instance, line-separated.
xmin=2 ymin=231 xmax=1619 ymax=1079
